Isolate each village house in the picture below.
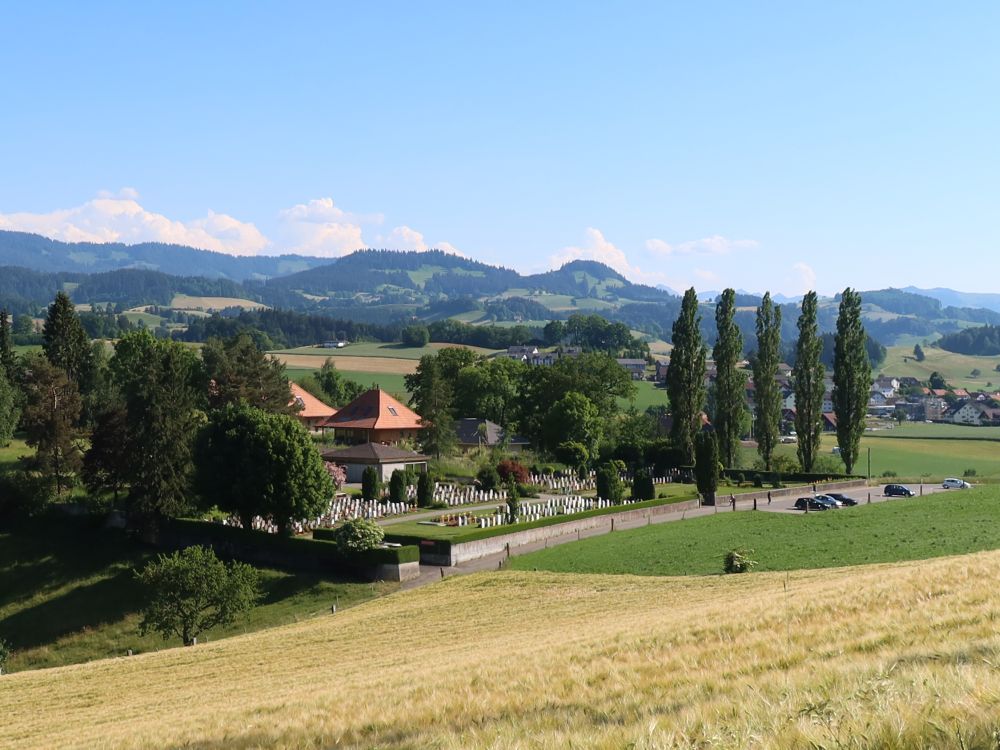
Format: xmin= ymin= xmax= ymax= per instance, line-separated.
xmin=454 ymin=418 xmax=531 ymax=453
xmin=288 ymin=381 xmax=337 ymax=432
xmin=616 ymin=358 xmax=647 ymax=380
xmin=320 ymin=388 xmax=423 ymax=445
xmin=949 ymin=400 xmax=1000 ymax=426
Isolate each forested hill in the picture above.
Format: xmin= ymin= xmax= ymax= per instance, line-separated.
xmin=0 ymin=231 xmax=325 ymax=280
xmin=937 ymin=325 xmax=1000 ymax=356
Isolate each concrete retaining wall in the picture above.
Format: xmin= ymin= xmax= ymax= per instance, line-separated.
xmin=375 ymin=560 xmax=421 ymax=582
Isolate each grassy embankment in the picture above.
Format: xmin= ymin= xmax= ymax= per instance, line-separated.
xmin=511 ymin=487 xmax=1000 ymax=576
xmin=0 ymin=518 xmax=397 ymax=673
xmin=5 ymin=551 xmax=1000 ymax=748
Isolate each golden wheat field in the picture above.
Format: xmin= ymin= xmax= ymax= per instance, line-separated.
xmin=5 ymin=553 xmax=1000 ymax=749
xmin=273 ymin=353 xmax=419 ymax=374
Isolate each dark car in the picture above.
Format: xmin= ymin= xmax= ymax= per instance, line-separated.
xmin=884 ymin=484 xmax=915 ymax=498
xmin=825 ymin=492 xmax=858 ymax=506
xmin=794 ymin=497 xmax=829 ymax=511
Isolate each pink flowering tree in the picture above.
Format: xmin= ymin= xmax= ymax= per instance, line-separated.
xmin=324 ymin=461 xmax=347 ymax=490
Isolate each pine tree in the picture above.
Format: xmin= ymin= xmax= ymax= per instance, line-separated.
xmin=793 ymin=292 xmax=826 ymax=472
xmin=832 ymin=288 xmax=873 ymax=474
xmin=42 ymin=291 xmax=93 ymax=385
xmin=20 ymin=354 xmax=83 ymax=495
xmin=712 ymin=289 xmax=745 ymax=469
xmin=752 ymin=293 xmax=782 ymax=470
xmin=414 ymin=357 xmax=457 ymax=459
xmin=202 ymin=333 xmax=293 ymax=414
xmin=0 ymin=309 xmax=14 ymax=376
xmin=111 ymin=330 xmax=206 ymax=521
xmin=666 ymin=288 xmax=707 ymax=465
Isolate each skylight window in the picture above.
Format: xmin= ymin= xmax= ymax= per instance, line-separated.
xmin=388 ymin=407 xmax=398 ymax=416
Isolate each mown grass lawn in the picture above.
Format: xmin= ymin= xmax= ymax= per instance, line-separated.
xmin=509 ymin=487 xmax=1000 ymax=576
xmin=0 ymin=517 xmax=397 ymax=673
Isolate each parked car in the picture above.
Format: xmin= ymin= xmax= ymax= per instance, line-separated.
xmin=884 ymin=484 xmax=915 ymax=497
xmin=813 ymin=494 xmax=842 ymax=508
xmin=794 ymin=497 xmax=829 ymax=511
xmin=825 ymin=492 xmax=858 ymax=506
xmin=942 ymin=478 xmax=972 ymax=489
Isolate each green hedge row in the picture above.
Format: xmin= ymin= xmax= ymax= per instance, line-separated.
xmin=720 ymin=469 xmax=862 ymax=485
xmin=385 ymin=496 xmax=697 ymax=549
xmin=169 ymin=519 xmax=419 ymax=567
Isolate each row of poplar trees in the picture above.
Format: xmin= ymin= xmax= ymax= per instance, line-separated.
xmin=666 ymin=288 xmax=872 ymax=475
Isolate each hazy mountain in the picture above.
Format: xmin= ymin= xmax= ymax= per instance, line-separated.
xmin=900 ymin=287 xmax=1000 ymax=315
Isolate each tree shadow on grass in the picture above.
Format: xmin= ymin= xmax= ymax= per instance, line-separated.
xmin=0 ymin=568 xmax=144 ymax=651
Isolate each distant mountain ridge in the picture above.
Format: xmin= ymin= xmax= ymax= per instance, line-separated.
xmin=900 ymin=286 xmax=1000 ymax=315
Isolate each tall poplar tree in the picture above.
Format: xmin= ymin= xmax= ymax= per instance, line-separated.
xmin=0 ymin=309 xmax=14 ymax=376
xmin=793 ymin=292 xmax=826 ymax=472
xmin=666 ymin=288 xmax=707 ymax=465
xmin=752 ymin=293 xmax=782 ymax=470
xmin=42 ymin=291 xmax=93 ymax=386
xmin=712 ymin=289 xmax=745 ymax=468
xmin=832 ymin=288 xmax=872 ymax=474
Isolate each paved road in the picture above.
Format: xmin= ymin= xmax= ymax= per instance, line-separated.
xmin=400 ymin=482 xmax=950 ymax=591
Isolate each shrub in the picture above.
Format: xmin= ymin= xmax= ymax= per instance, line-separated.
xmin=596 ymin=463 xmax=625 ymax=504
xmin=324 ymin=461 xmax=346 ymax=490
xmin=752 ymin=473 xmax=764 ymax=488
xmin=417 ymin=471 xmax=435 ymax=508
xmin=361 ymin=466 xmax=382 ymax=502
xmin=400 ymin=325 xmax=430 ymax=347
xmin=0 ymin=470 xmax=54 ymax=527
xmin=733 ymin=471 xmax=745 ymax=486
xmin=881 ymin=470 xmax=897 ymax=478
xmin=496 ymin=459 xmax=529 ymax=484
xmin=388 ymin=469 xmax=407 ymax=504
xmin=477 ymin=464 xmax=501 ymax=491
xmin=506 ymin=479 xmax=520 ymax=522
xmin=723 ymin=547 xmax=757 ymax=574
xmin=0 ymin=637 xmax=10 ymax=675
xmin=632 ymin=466 xmax=655 ymax=501
xmin=963 ymin=468 xmax=978 ymax=477
xmin=331 ymin=517 xmax=385 ymax=553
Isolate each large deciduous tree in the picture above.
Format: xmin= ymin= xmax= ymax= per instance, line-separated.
xmin=832 ymin=288 xmax=873 ymax=474
xmin=453 ymin=357 xmax=526 ymax=429
xmin=666 ymin=288 xmax=707 ymax=465
xmin=202 ymin=333 xmax=293 ymax=414
xmin=42 ymin=291 xmax=93 ymax=386
xmin=712 ymin=289 xmax=746 ymax=468
xmin=194 ymin=402 xmax=333 ymax=534
xmin=793 ymin=292 xmax=826 ymax=472
xmin=313 ymin=358 xmax=366 ymax=406
xmin=136 ymin=546 xmax=260 ymax=647
xmin=543 ymin=391 xmax=602 ymax=459
xmin=752 ymin=293 xmax=782 ymax=470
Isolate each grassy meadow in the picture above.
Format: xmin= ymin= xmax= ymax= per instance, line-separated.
xmin=881 ymin=343 xmax=1000 ymax=390
xmin=0 ymin=437 xmax=31 ymax=473
xmin=5 ymin=553 xmax=1000 ymax=748
xmin=510 ymin=488 xmax=1000 ymax=576
xmin=0 ymin=518 xmax=397 ymax=673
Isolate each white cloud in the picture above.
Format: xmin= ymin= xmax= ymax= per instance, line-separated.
xmin=436 ymin=241 xmax=466 ymax=257
xmin=550 ymin=228 xmax=676 ymax=287
xmin=384 ymin=225 xmax=428 ymax=252
xmin=0 ymin=194 xmax=269 ymax=256
xmin=792 ymin=262 xmax=817 ymax=293
xmin=645 ymin=235 xmax=758 ymax=256
xmin=693 ymin=268 xmax=720 ymax=284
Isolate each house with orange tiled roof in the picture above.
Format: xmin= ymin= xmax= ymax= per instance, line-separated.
xmin=289 ymin=382 xmax=337 ymax=432
xmin=320 ymin=388 xmax=424 ymax=445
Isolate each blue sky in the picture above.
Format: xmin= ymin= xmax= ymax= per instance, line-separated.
xmin=1 ymin=2 xmax=998 ymax=295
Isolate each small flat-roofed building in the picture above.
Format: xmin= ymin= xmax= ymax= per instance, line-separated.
xmin=320 ymin=442 xmax=429 ymax=483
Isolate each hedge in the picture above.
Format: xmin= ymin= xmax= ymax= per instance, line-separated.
xmin=720 ymin=469 xmax=862 ymax=485
xmin=168 ymin=519 xmax=419 ymax=570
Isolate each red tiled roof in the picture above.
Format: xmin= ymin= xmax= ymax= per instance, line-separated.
xmin=321 ymin=388 xmax=423 ymax=430
xmin=289 ymin=382 xmax=337 ymax=420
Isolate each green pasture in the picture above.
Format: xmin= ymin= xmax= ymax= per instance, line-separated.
xmin=881 ymin=344 xmax=1000 ymax=390
xmin=286 ymin=367 xmax=408 ymax=398
xmin=510 ymin=487 xmax=1000 ymax=576
xmin=272 ymin=342 xmax=499 ymax=359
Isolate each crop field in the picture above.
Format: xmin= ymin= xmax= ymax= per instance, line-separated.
xmin=276 ymin=353 xmax=419 ymax=374
xmin=285 ymin=368 xmax=408 ymax=399
xmin=121 ymin=310 xmax=166 ymax=327
xmin=881 ymin=344 xmax=1000 ymax=390
xmin=6 ymin=552 xmax=1000 ymax=748
xmin=511 ymin=488 xmax=1000 ymax=576
xmin=271 ymin=342 xmax=499 ymax=360
xmin=169 ymin=294 xmax=268 ymax=311
xmin=0 ymin=519 xmax=397 ymax=674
